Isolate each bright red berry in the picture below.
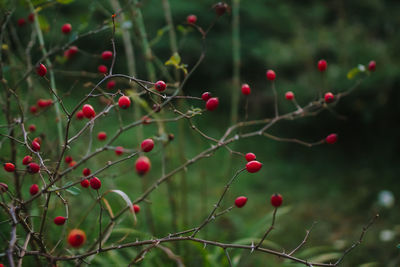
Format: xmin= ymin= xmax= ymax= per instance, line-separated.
xmin=36 ymin=63 xmax=47 ymax=77
xmin=82 ymin=104 xmax=95 ymax=119
xmin=318 ymin=59 xmax=327 ymax=72
xmin=98 ymin=65 xmax=108 ymax=74
xmin=115 ymin=146 xmax=124 ymax=156
xmin=22 ymin=155 xmax=33 ymax=165
xmin=266 ymin=70 xmax=276 ymax=81
xmin=82 ymin=168 xmax=91 ymax=176
xmin=64 ymin=46 xmax=78 ymax=59
xmin=67 ymin=229 xmax=86 ymax=248
xmin=107 ymin=80 xmax=116 ymax=89
xmin=54 ymin=216 xmax=66 ymax=225
xmin=28 ymin=124 xmax=36 ymax=132
xmin=214 ymin=2 xmax=229 ymax=16
xmin=0 ymin=182 xmax=8 ymax=193
xmin=133 ymin=204 xmax=140 ymax=213
xmin=80 ymin=179 xmax=90 ymax=188
xmin=33 ymin=137 xmax=42 ymax=144
xmin=326 ymin=133 xmax=338 ymax=144
xmin=97 ymin=131 xmax=107 ymax=141
xmin=29 ymin=184 xmax=39 ymax=195
xmin=187 ymin=14 xmax=197 ymax=24
xmin=285 ymin=91 xmax=294 ymax=100
xmin=90 ymin=177 xmax=101 ymax=190
xmin=235 ymin=196 xmax=248 ymax=208
xmin=135 ymin=156 xmax=151 ymax=176
xmin=27 ymin=162 xmax=40 ymax=174
xmin=118 ymin=96 xmax=131 ymax=109
xmin=245 ymin=153 xmax=256 ymax=162
xmin=65 ymin=156 xmax=73 ymax=164
xmin=154 ymin=80 xmax=166 ymax=92
xmin=368 ymin=60 xmax=376 ymax=72
xmin=37 ymin=99 xmax=47 ymax=108
xmin=205 ymin=97 xmax=219 ymax=111
xmin=201 ymin=92 xmax=211 ymax=101
xmin=76 ymin=110 xmax=84 ymax=120
xmin=101 ymin=50 xmax=113 ymax=60
xmin=31 ymin=141 xmax=40 ymax=152
xmin=28 ymin=13 xmax=35 ymax=22
xmin=30 ymin=105 xmax=38 ymax=114
xmin=18 ymin=18 xmax=26 ymax=27
xmin=4 ymin=163 xmax=15 ymax=172
xmin=246 ymin=160 xmax=262 ymax=173
xmin=69 ymin=161 xmax=77 ymax=168
xmin=241 ymin=83 xmax=251 ymax=95
xmin=270 ymin=193 xmax=283 ymax=207
xmin=324 ymin=92 xmax=334 ymax=103
xmin=61 ymin=23 xmax=72 ymax=34
xmin=141 ymin=138 xmax=154 ymax=152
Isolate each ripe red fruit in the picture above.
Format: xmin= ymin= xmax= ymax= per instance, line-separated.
xmin=54 ymin=216 xmax=66 ymax=225
xmin=324 ymin=92 xmax=335 ymax=103
xmin=368 ymin=60 xmax=376 ymax=72
xmin=326 ymin=133 xmax=338 ymax=144
xmin=201 ymin=92 xmax=212 ymax=101
xmin=82 ymin=104 xmax=95 ymax=119
xmin=135 ymin=156 xmax=151 ymax=176
xmin=0 ymin=183 xmax=8 ymax=193
xmin=98 ymin=65 xmax=108 ymax=74
xmin=97 ymin=131 xmax=107 ymax=141
xmin=107 ymin=80 xmax=116 ymax=89
xmin=76 ymin=110 xmax=84 ymax=120
xmin=30 ymin=105 xmax=38 ymax=114
xmin=154 ymin=80 xmax=167 ymax=92
xmin=65 ymin=156 xmax=73 ymax=164
xmin=235 ymin=196 xmax=248 ymax=208
xmin=101 ymin=50 xmax=113 ymax=60
xmin=33 ymin=137 xmax=42 ymax=144
xmin=266 ymin=70 xmax=276 ymax=81
xmin=118 ymin=96 xmax=131 ymax=109
xmin=36 ymin=63 xmax=47 ymax=77
xmin=214 ymin=2 xmax=229 ymax=16
xmin=318 ymin=59 xmax=327 ymax=72
xmin=29 ymin=184 xmax=39 ymax=195
xmin=246 ymin=160 xmax=262 ymax=173
xmin=31 ymin=141 xmax=40 ymax=152
xmin=69 ymin=161 xmax=77 ymax=168
xmin=115 ymin=146 xmax=124 ymax=156
xmin=37 ymin=99 xmax=47 ymax=108
xmin=4 ymin=163 xmax=15 ymax=172
xmin=270 ymin=193 xmax=283 ymax=207
xmin=18 ymin=18 xmax=26 ymax=27
xmin=187 ymin=14 xmax=197 ymax=24
xmin=241 ymin=83 xmax=251 ymax=95
xmin=285 ymin=91 xmax=294 ymax=100
xmin=27 ymin=162 xmax=40 ymax=174
xmin=64 ymin=46 xmax=78 ymax=59
xmin=205 ymin=97 xmax=219 ymax=111
xmin=22 ymin=155 xmax=33 ymax=165
xmin=67 ymin=229 xmax=86 ymax=248
xmin=141 ymin=138 xmax=154 ymax=152
xmin=28 ymin=13 xmax=35 ymax=22
xmin=80 ymin=179 xmax=90 ymax=188
xmin=28 ymin=124 xmax=36 ymax=132
xmin=61 ymin=23 xmax=72 ymax=34
xmin=245 ymin=153 xmax=256 ymax=162
xmin=133 ymin=204 xmax=140 ymax=213
xmin=82 ymin=168 xmax=91 ymax=176
xmin=90 ymin=177 xmax=101 ymax=190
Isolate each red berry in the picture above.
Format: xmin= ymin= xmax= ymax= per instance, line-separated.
xmin=133 ymin=204 xmax=140 ymax=213
xmin=61 ymin=23 xmax=72 ymax=34
xmin=36 ymin=63 xmax=47 ymax=77
xmin=28 ymin=13 xmax=35 ymax=22
xmin=54 ymin=216 xmax=66 ymax=225
xmin=33 ymin=137 xmax=42 ymax=144
xmin=31 ymin=141 xmax=41 ymax=152
xmin=65 ymin=156 xmax=73 ymax=164
xmin=80 ymin=179 xmax=90 ymax=188
xmin=118 ymin=96 xmax=131 ymax=109
xmin=235 ymin=196 xmax=248 ymax=208
xmin=141 ymin=138 xmax=154 ymax=152
xmin=245 ymin=153 xmax=256 ymax=162
xmin=67 ymin=229 xmax=86 ymax=248
xmin=82 ymin=104 xmax=95 ymax=119
xmin=37 ymin=99 xmax=47 ymax=108
xmin=201 ymin=92 xmax=212 ymax=101
xmin=30 ymin=105 xmax=38 ymax=114
xmin=27 ymin=162 xmax=40 ymax=174
xmin=135 ymin=156 xmax=151 ymax=176
xmin=28 ymin=124 xmax=36 ymax=132
xmin=82 ymin=168 xmax=91 ymax=176
xmin=97 ymin=131 xmax=107 ymax=141
xmin=4 ymin=163 xmax=15 ymax=172
xmin=214 ymin=2 xmax=229 ymax=16
xmin=141 ymin=116 xmax=151 ymax=125
xmin=101 ymin=50 xmax=113 ymax=60
xmin=76 ymin=110 xmax=84 ymax=120
xmin=266 ymin=70 xmax=276 ymax=81
xmin=326 ymin=133 xmax=338 ymax=144
xmin=246 ymin=160 xmax=262 ymax=173
xmin=90 ymin=177 xmax=101 ymax=190
xmin=0 ymin=182 xmax=8 ymax=193
xmin=115 ymin=146 xmax=124 ymax=156
xmin=154 ymin=80 xmax=166 ymax=92
xmin=285 ymin=91 xmax=294 ymax=100
xmin=270 ymin=193 xmax=283 ymax=207
xmin=187 ymin=14 xmax=197 ymax=24
xmin=324 ymin=92 xmax=334 ymax=103
xmin=107 ymin=80 xmax=116 ymax=89
xmin=69 ymin=161 xmax=77 ymax=168
xmin=45 ymin=99 xmax=53 ymax=107
xmin=22 ymin=155 xmax=33 ymax=165
xmin=318 ymin=59 xmax=327 ymax=72
xmin=368 ymin=60 xmax=376 ymax=72
xmin=205 ymin=97 xmax=219 ymax=111
xmin=18 ymin=18 xmax=26 ymax=27
xmin=65 ymin=46 xmax=78 ymax=59
xmin=241 ymin=83 xmax=251 ymax=95
xmin=98 ymin=65 xmax=108 ymax=74
xmin=29 ymin=184 xmax=39 ymax=195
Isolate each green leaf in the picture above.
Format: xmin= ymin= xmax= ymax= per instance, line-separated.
xmin=56 ymin=0 xmax=75 ymax=4
xmin=165 ymin=52 xmax=181 ymax=66
xmin=66 ymin=186 xmax=81 ymax=196
xmin=347 ymin=64 xmax=366 ymax=80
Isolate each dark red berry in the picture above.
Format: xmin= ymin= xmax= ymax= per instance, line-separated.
xmin=205 ymin=97 xmax=219 ymax=111
xmin=270 ymin=193 xmax=283 ymax=207
xmin=28 ymin=13 xmax=35 ymax=22
xmin=115 ymin=146 xmax=124 ymax=156
xmin=142 ymin=116 xmax=151 ymax=125
xmin=133 ymin=204 xmax=140 ymax=213
xmin=234 ymin=196 xmax=248 ymax=208
xmin=118 ymin=96 xmax=131 ymax=109
xmin=141 ymin=138 xmax=154 ymax=152
xmin=18 ymin=18 xmax=26 ymax=27
xmin=97 ymin=132 xmax=107 ymax=141
xmin=61 ymin=23 xmax=72 ymax=34
xmin=30 ymin=105 xmax=38 ymax=114
xmin=27 ymin=162 xmax=40 ymax=174
xmin=36 ymin=63 xmax=47 ymax=77
xmin=22 ymin=155 xmax=33 ymax=165
xmin=98 ymin=65 xmax=108 ymax=74
xmin=187 ymin=14 xmax=197 ymax=24
xmin=245 ymin=160 xmax=262 ymax=173
xmin=241 ymin=83 xmax=251 ymax=95
xmin=54 ymin=216 xmax=66 ymax=225
xmin=285 ymin=91 xmax=294 ymax=100
xmin=135 ymin=156 xmax=151 ymax=176
xmin=318 ymin=59 xmax=327 ymax=72
xmin=107 ymin=80 xmax=116 ymax=89
xmin=67 ymin=229 xmax=86 ymax=247
xmin=28 ymin=124 xmax=36 ymax=132
xmin=368 ymin=61 xmax=376 ymax=72
xmin=90 ymin=177 xmax=101 ymax=190
xmin=154 ymin=80 xmax=166 ymax=92
xmin=4 ymin=163 xmax=15 ymax=172
xmin=326 ymin=133 xmax=338 ymax=144
xmin=245 ymin=153 xmax=256 ymax=162
xmin=0 ymin=182 xmax=8 ymax=193
xmin=64 ymin=46 xmax=78 ymax=59
xmin=65 ymin=156 xmax=73 ymax=164
xmin=324 ymin=92 xmax=334 ymax=103
xmin=29 ymin=184 xmax=39 ymax=195
xmin=76 ymin=110 xmax=84 ymax=120
xmin=214 ymin=2 xmax=229 ymax=16
xmin=31 ymin=141 xmax=41 ymax=152
xmin=82 ymin=104 xmax=95 ymax=119
xmin=266 ymin=70 xmax=276 ymax=81
xmin=80 ymin=179 xmax=90 ymax=188
xmin=101 ymin=51 xmax=113 ymax=60
xmin=82 ymin=168 xmax=91 ymax=176
xmin=33 ymin=137 xmax=42 ymax=144
xmin=201 ymin=92 xmax=212 ymax=101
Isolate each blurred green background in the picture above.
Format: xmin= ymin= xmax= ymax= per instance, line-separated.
xmin=1 ymin=0 xmax=400 ymax=266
